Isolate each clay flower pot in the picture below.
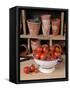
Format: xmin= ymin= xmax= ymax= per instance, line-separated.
xmin=20 ymin=44 xmax=28 ymax=57
xmin=31 ymin=39 xmax=41 ymax=51
xmin=41 ymin=15 xmax=51 ymax=35
xmin=27 ymin=19 xmax=40 ymax=35
xmin=52 ymin=19 xmax=60 ymax=35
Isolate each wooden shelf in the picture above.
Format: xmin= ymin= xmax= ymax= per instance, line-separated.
xmin=20 ymin=34 xmax=65 ymax=40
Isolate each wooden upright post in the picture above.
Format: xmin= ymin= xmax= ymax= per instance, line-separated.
xmin=21 ymin=10 xmax=26 ymax=35
xmin=61 ymin=12 xmax=64 ymax=36
xmin=50 ymin=39 xmax=52 ymax=46
xmin=28 ymin=38 xmax=30 ymax=53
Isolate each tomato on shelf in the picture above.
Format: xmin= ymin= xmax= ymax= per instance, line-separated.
xmin=46 ymin=53 xmax=52 ymax=60
xmin=43 ymin=47 xmax=48 ymax=54
xmin=40 ymin=53 xmax=47 ymax=60
xmin=24 ymin=66 xmax=30 ymax=74
xmin=42 ymin=45 xmax=49 ymax=52
xmin=23 ymin=64 xmax=39 ymax=74
xmin=36 ymin=47 xmax=42 ymax=53
xmin=30 ymin=64 xmax=35 ymax=72
xmin=35 ymin=52 xmax=41 ymax=59
xmin=34 ymin=68 xmax=39 ymax=73
xmin=54 ymin=52 xmax=61 ymax=58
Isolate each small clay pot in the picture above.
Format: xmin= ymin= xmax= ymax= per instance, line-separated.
xmin=31 ymin=39 xmax=41 ymax=51
xmin=20 ymin=44 xmax=28 ymax=57
xmin=41 ymin=15 xmax=51 ymax=20
xmin=53 ymin=44 xmax=62 ymax=53
xmin=52 ymin=19 xmax=60 ymax=35
xmin=27 ymin=19 xmax=40 ymax=35
xmin=41 ymin=15 xmax=51 ymax=35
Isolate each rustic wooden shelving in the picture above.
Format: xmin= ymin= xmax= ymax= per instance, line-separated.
xmin=20 ymin=10 xmax=65 ymax=53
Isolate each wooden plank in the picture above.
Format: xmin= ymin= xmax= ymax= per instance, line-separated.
xmin=21 ymin=10 xmax=26 ymax=34
xmin=61 ymin=12 xmax=64 ymax=36
xmin=20 ymin=35 xmax=43 ymax=39
xmin=20 ymin=34 xmax=49 ymax=40
xmin=20 ymin=34 xmax=65 ymax=40
xmin=28 ymin=38 xmax=30 ymax=53
xmin=50 ymin=35 xmax=65 ymax=40
xmin=50 ymin=39 xmax=52 ymax=46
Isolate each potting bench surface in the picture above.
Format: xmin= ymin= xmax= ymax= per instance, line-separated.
xmin=20 ymin=55 xmax=65 ymax=80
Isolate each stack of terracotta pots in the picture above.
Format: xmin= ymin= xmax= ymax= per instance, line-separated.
xmin=27 ymin=15 xmax=60 ymax=36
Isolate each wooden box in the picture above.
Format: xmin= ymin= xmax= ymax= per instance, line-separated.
xmin=9 ymin=6 xmax=68 ymax=84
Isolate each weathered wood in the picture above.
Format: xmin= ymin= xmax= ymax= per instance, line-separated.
xmin=28 ymin=38 xmax=30 ymax=53
xmin=21 ymin=10 xmax=26 ymax=34
xmin=50 ymin=39 xmax=52 ymax=46
xmin=61 ymin=12 xmax=64 ymax=36
xmin=20 ymin=34 xmax=65 ymax=40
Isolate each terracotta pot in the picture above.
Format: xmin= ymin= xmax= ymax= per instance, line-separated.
xmin=27 ymin=19 xmax=40 ymax=35
xmin=52 ymin=19 xmax=60 ymax=35
xmin=53 ymin=44 xmax=62 ymax=51
xmin=31 ymin=39 xmax=41 ymax=51
xmin=20 ymin=44 xmax=28 ymax=57
xmin=41 ymin=15 xmax=51 ymax=35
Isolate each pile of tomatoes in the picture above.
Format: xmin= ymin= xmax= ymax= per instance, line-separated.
xmin=24 ymin=64 xmax=39 ymax=74
xmin=33 ymin=44 xmax=62 ymax=61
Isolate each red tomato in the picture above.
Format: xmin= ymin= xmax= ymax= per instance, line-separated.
xmin=30 ymin=64 xmax=35 ymax=72
xmin=40 ymin=53 xmax=46 ymax=60
xmin=24 ymin=66 xmax=30 ymax=74
xmin=43 ymin=47 xmax=48 ymax=54
xmin=36 ymin=47 xmax=42 ymax=53
xmin=57 ymin=52 xmax=61 ymax=57
xmin=54 ymin=52 xmax=58 ymax=57
xmin=47 ymin=54 xmax=51 ymax=60
xmin=50 ymin=46 xmax=54 ymax=52
xmin=35 ymin=68 xmax=39 ymax=73
xmin=54 ymin=52 xmax=61 ymax=58
xmin=42 ymin=45 xmax=48 ymax=51
xmin=51 ymin=54 xmax=57 ymax=60
xmin=35 ymin=53 xmax=41 ymax=59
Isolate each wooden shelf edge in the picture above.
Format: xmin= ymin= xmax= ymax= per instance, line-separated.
xmin=20 ymin=34 xmax=65 ymax=40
